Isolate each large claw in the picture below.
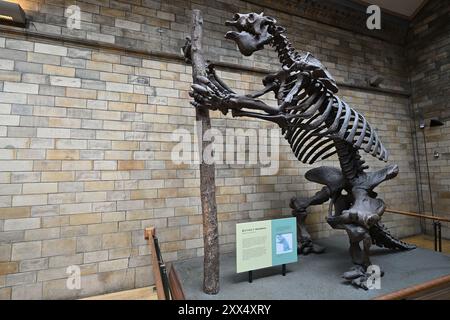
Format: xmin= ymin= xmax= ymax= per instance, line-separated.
xmin=191 ymin=83 xmax=209 ymax=95
xmin=196 ymin=75 xmax=210 ymax=85
xmin=190 ymin=78 xmax=233 ymax=115
xmin=343 ymin=265 xmax=384 ymax=290
xmin=343 ymin=265 xmax=366 ymax=280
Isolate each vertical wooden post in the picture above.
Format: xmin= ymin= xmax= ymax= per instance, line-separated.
xmin=189 ymin=9 xmax=220 ymax=294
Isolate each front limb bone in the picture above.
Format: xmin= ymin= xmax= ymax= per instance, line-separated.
xmin=190 ymin=76 xmax=287 ymax=126
xmin=231 ymin=109 xmax=289 ymax=128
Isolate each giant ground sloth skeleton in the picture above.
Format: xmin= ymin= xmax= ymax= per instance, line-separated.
xmin=185 ymin=12 xmax=415 ymax=289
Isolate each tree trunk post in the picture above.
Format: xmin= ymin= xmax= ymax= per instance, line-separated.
xmin=189 ymin=9 xmax=220 ymax=295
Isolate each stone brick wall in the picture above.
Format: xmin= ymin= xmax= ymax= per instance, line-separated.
xmin=407 ymin=0 xmax=450 ymax=238
xmin=12 ymin=0 xmax=410 ymax=91
xmin=0 ymin=0 xmax=420 ymax=299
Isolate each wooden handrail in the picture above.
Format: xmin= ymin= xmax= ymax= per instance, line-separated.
xmin=144 ymin=227 xmax=168 ymax=300
xmin=374 ymin=274 xmax=450 ymax=300
xmin=386 ymin=209 xmax=450 ymax=223
xmin=168 ymin=265 xmax=185 ymax=300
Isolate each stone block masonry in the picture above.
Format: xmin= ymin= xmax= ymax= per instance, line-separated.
xmin=0 ymin=0 xmax=424 ymax=299
xmin=407 ymin=0 xmax=450 ymax=240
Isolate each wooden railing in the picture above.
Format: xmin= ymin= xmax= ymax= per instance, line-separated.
xmin=386 ymin=209 xmax=449 ymax=252
xmin=375 ymin=274 xmax=450 ymax=300
xmin=375 ymin=210 xmax=450 ymax=300
xmin=144 ymin=227 xmax=185 ymax=300
xmin=386 ymin=209 xmax=450 ymax=223
xmin=144 ymin=227 xmax=171 ymax=300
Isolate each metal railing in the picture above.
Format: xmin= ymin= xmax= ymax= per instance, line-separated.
xmin=386 ymin=209 xmax=450 ymax=252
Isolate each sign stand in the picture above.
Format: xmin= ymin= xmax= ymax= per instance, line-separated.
xmin=248 ymin=263 xmax=287 ymax=283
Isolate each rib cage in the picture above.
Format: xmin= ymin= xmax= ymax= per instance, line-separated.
xmin=283 ymin=77 xmax=388 ymax=165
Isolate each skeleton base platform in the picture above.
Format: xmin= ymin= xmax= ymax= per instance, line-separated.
xmin=172 ymin=234 xmax=450 ymax=300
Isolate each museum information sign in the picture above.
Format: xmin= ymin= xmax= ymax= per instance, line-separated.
xmin=236 ymin=218 xmax=297 ymax=273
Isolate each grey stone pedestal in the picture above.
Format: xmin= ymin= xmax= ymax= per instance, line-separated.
xmin=173 ymin=235 xmax=450 ymax=300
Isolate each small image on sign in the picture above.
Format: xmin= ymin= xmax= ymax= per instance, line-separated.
xmin=276 ymin=233 xmax=293 ymax=255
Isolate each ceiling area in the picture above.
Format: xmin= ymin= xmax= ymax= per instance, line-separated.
xmin=357 ymin=0 xmax=428 ymax=19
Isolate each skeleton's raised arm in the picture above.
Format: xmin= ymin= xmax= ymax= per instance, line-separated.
xmin=190 ymin=74 xmax=291 ymax=128
xmin=183 ymin=36 xmax=288 ymax=126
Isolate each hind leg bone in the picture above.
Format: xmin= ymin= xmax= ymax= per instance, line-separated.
xmin=290 ymin=186 xmax=330 ymax=255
